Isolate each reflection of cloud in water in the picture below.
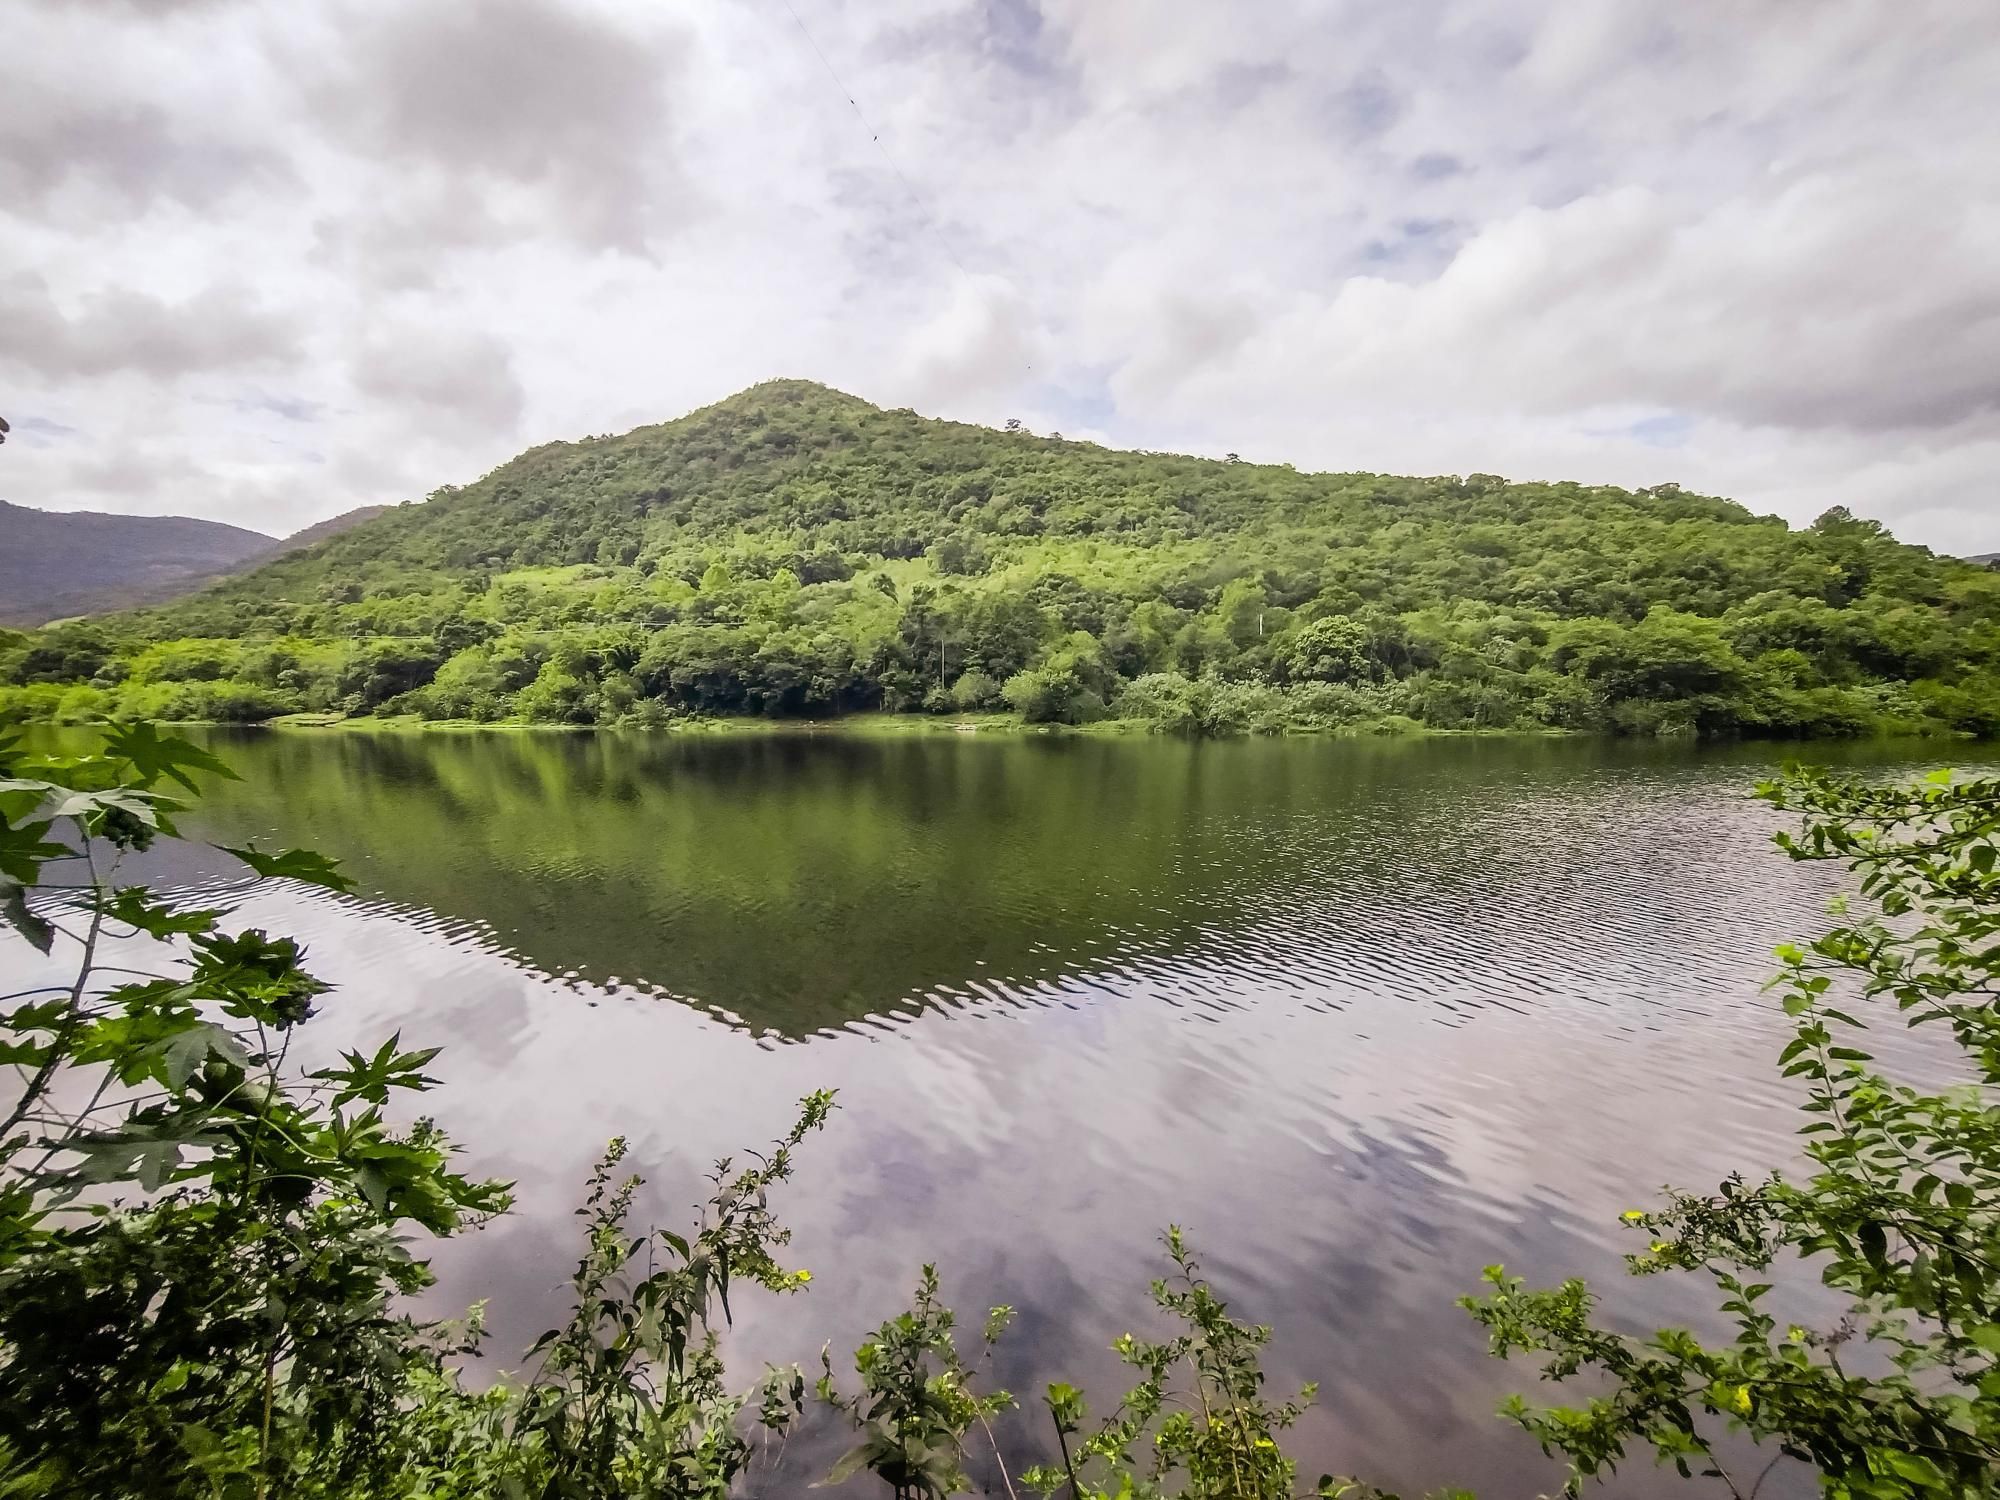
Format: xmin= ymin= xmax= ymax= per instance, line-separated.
xmin=413 ymin=966 xmax=538 ymax=1071
xmin=213 ymin=881 xmax=1839 ymax=1493
xmin=16 ymin=731 xmax=1988 ymax=1496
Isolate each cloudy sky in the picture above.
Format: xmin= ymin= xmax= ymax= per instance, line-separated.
xmin=4 ymin=0 xmax=1997 ymax=552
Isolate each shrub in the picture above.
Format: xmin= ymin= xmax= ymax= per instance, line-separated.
xmin=1286 ymin=615 xmax=1372 ymax=683
xmin=0 ymin=683 xmax=66 ymax=723
xmin=949 ymin=670 xmax=1002 ymax=711
xmin=1004 ymin=667 xmax=1105 ymax=725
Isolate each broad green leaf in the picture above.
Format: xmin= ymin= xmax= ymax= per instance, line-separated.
xmin=219 ymin=844 xmax=355 ymax=894
xmin=820 ymin=1439 xmax=882 ymax=1486
xmin=102 ymin=721 xmax=239 ymax=795
xmin=47 ymin=786 xmax=163 ymax=828
xmin=105 ymin=887 xmax=228 ymax=939
xmin=0 ymin=817 xmax=67 ymax=885
xmin=1 ymin=881 xmax=53 ymax=954
xmin=160 ymin=1022 xmax=253 ymax=1089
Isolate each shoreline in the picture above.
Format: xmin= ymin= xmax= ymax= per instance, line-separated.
xmin=251 ymin=710 xmax=1493 ymax=739
xmin=15 ymin=709 xmax=1979 ymax=745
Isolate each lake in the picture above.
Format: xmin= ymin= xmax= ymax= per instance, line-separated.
xmin=14 ymin=728 xmax=1995 ymax=1495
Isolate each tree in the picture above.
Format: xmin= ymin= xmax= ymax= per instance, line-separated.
xmin=929 ymin=534 xmax=991 ymax=577
xmin=1810 ymin=506 xmax=1887 ymax=539
xmin=1287 ymin=616 xmax=1372 ymax=683
xmin=1213 ymin=575 xmax=1268 ymax=650
xmin=1003 ymin=633 xmax=1110 ymax=724
xmin=948 ymin=670 xmax=1001 ymax=710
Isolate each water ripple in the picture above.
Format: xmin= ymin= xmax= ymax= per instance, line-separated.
xmin=20 ymin=730 xmax=1993 ymax=1498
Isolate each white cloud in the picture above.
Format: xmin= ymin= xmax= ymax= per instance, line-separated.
xmin=895 ymin=275 xmax=1044 ymax=406
xmin=1 ymin=0 xmax=1995 ymax=553
xmin=348 ymin=325 xmax=527 ymax=441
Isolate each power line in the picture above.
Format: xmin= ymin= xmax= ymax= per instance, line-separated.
xmin=772 ymin=0 xmax=1034 ymax=375
xmin=776 ymin=0 xmax=979 ymax=283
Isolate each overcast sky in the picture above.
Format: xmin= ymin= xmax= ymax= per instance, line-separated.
xmin=4 ymin=0 xmax=1996 ymax=552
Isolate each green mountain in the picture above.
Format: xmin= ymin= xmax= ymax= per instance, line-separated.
xmin=3 ymin=380 xmax=1996 ymax=737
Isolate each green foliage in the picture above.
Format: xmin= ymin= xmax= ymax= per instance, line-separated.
xmin=1020 ymin=1228 xmax=1326 ymax=1500
xmin=488 ymin=1098 xmax=832 ymax=1499
xmin=1459 ymin=765 xmax=2000 ymax=1496
xmin=1286 ymin=616 xmax=1373 ymax=684
xmin=0 ymin=728 xmax=839 ymax=1499
xmin=3 ymin=382 xmax=1993 ymax=737
xmin=819 ymin=1265 xmax=1016 ymax=1500
xmin=0 ymin=728 xmax=508 ymax=1498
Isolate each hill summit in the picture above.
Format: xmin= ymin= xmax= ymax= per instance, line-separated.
xmin=2 ymin=381 xmax=1996 ymax=738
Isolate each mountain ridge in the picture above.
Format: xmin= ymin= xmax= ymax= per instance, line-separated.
xmin=0 ymin=500 xmax=275 ymax=627
xmin=3 ymin=380 xmax=1996 ymax=739
xmin=143 ymin=377 xmax=1791 ymax=603
xmin=0 ymin=501 xmax=394 ymax=626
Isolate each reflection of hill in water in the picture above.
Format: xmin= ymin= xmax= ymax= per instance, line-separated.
xmin=157 ymin=729 xmax=1996 ymax=1040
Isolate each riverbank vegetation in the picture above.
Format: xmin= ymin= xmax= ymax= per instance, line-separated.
xmin=2 ymin=728 xmax=1995 ymax=1495
xmin=3 ymin=382 xmax=1996 ymax=739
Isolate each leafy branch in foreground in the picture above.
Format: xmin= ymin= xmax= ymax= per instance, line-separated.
xmin=0 ymin=723 xmax=506 ymax=1500
xmin=0 ymin=726 xmax=839 ymax=1499
xmin=817 ymin=1225 xmax=1469 ymax=1500
xmin=819 ymin=1263 xmax=1017 ymax=1500
xmin=1018 ymin=1227 xmax=1339 ymax=1500
xmin=497 ymin=1096 xmax=834 ymax=1499
xmin=1458 ymin=766 xmax=2000 ymax=1498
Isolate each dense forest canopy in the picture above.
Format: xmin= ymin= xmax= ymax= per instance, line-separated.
xmin=3 ymin=380 xmax=1995 ymax=738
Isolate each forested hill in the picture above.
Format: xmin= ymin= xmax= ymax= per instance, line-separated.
xmin=2 ymin=379 xmax=1996 ymax=737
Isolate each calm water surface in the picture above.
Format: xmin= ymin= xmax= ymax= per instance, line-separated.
xmin=15 ymin=730 xmax=1996 ymax=1495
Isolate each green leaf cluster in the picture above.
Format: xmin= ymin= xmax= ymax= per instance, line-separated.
xmin=0 ymin=728 xmax=840 ymax=1499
